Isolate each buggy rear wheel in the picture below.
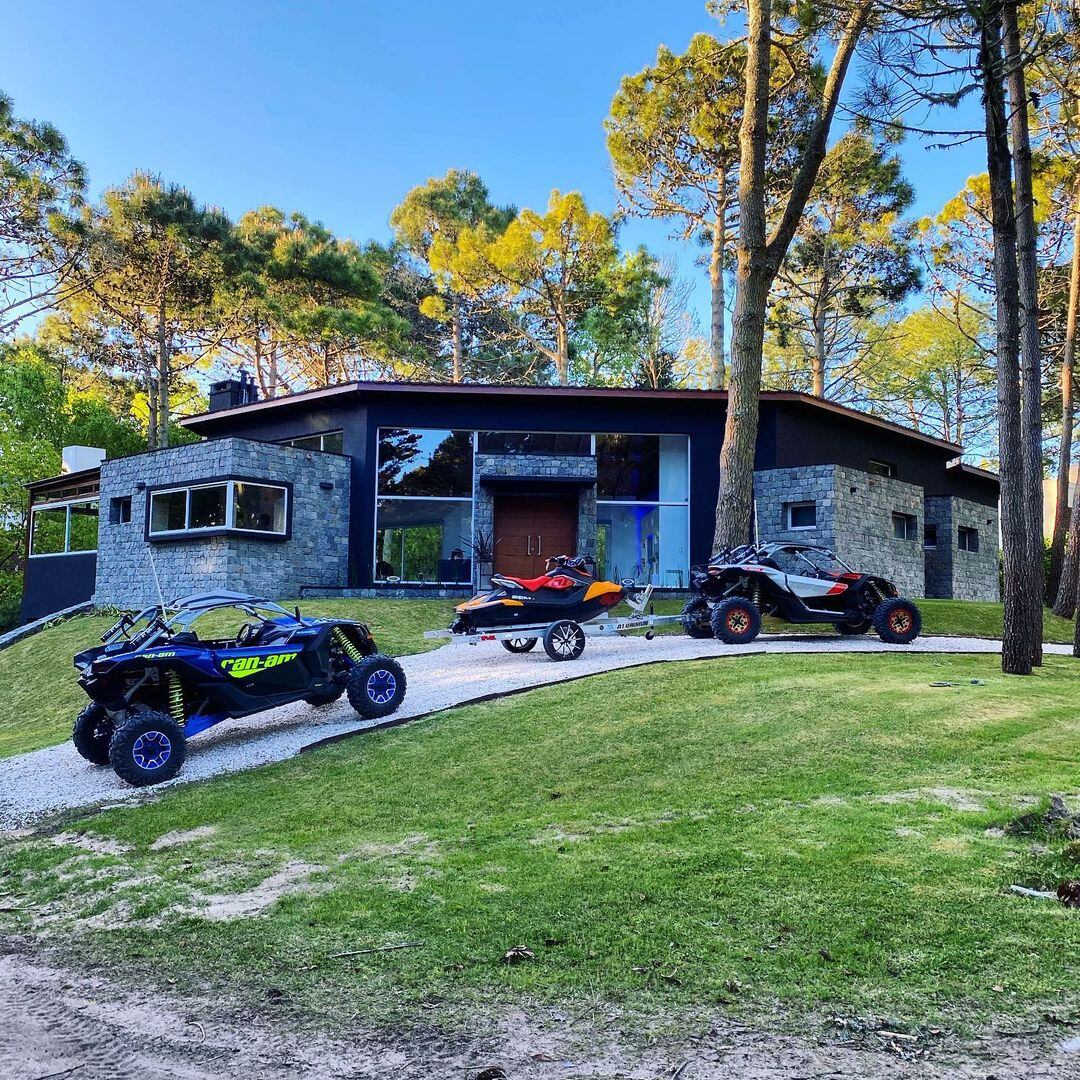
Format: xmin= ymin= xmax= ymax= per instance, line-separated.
xmin=679 ymin=598 xmax=713 ymax=639
xmin=711 ymin=598 xmax=762 ymax=645
xmin=837 ymin=618 xmax=872 ymax=636
xmin=109 ymin=710 xmax=186 ymax=787
xmin=543 ymin=620 xmax=586 ymax=661
xmin=502 ymin=637 xmax=538 ymax=653
xmin=72 ymin=703 xmax=114 ymax=766
xmin=347 ymin=654 xmax=407 ymax=718
xmin=873 ymin=598 xmax=922 ymax=644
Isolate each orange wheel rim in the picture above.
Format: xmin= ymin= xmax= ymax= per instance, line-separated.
xmin=890 ymin=611 xmax=911 ymax=633
xmin=727 ymin=609 xmax=749 ymax=633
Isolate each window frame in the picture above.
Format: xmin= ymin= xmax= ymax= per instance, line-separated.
xmin=891 ymin=511 xmax=918 ymax=542
xmin=28 ymin=497 xmax=100 ymax=558
xmin=785 ymin=501 xmax=817 ymax=531
xmin=868 ymin=459 xmax=898 ymax=478
xmin=282 ymin=430 xmax=345 ymax=454
xmin=145 ymin=477 xmax=292 ymax=541
xmin=958 ymin=525 xmax=980 ymax=552
xmin=923 ymin=524 xmax=938 ymax=550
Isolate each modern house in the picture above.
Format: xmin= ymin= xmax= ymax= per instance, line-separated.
xmin=21 ymin=379 xmax=1001 ymax=621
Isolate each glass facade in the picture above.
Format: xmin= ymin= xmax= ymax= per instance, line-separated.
xmin=373 ymin=427 xmax=689 ymax=586
xmin=149 ymin=482 xmax=288 ymax=537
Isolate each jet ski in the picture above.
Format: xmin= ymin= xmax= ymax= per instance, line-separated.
xmin=450 ymin=554 xmax=637 ymax=634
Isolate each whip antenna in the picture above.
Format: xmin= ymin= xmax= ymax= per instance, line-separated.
xmin=147 ymin=545 xmax=167 ymax=614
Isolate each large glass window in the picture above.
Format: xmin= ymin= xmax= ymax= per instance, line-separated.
xmin=284 ymin=431 xmax=344 ymax=454
xmin=377 ymin=428 xmax=472 ymax=497
xmin=478 ymin=431 xmax=591 ymax=456
xmin=596 ymin=434 xmax=659 ymax=501
xmin=148 ymin=482 xmax=287 ymax=537
xmin=29 ymin=499 xmax=99 ymax=556
xmin=374 ymin=498 xmax=473 ymax=583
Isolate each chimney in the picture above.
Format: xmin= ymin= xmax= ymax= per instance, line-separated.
xmin=61 ymin=446 xmax=106 ymax=474
xmin=209 ymin=370 xmax=259 ymax=413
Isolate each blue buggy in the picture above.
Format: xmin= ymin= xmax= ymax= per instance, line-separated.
xmin=72 ymin=591 xmax=406 ymax=786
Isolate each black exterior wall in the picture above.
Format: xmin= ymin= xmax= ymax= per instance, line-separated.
xmin=184 ymin=383 xmax=994 ymax=589
xmin=21 ymin=552 xmax=97 ymax=621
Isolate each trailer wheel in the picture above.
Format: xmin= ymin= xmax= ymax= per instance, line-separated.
xmin=679 ymin=598 xmax=713 ymax=639
xmin=502 ymin=637 xmax=538 ymax=653
xmin=711 ymin=598 xmax=762 ymax=645
xmin=72 ymin=703 xmax=114 ymax=765
xmin=873 ymin=598 xmax=922 ymax=644
xmin=109 ymin=710 xmax=186 ymax=787
xmin=543 ymin=620 xmax=586 ymax=661
xmin=347 ymin=654 xmax=407 ymax=718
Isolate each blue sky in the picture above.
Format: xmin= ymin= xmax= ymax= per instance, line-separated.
xmin=6 ymin=0 xmax=988 ymax=328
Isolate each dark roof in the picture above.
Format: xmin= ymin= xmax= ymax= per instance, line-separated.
xmin=946 ymin=460 xmax=1000 ymax=484
xmin=180 ymin=379 xmax=967 ymax=455
xmin=26 ymin=465 xmax=102 ymax=496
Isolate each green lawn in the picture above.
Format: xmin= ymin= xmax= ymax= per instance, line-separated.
xmin=4 ymin=653 xmax=1080 ymax=1029
xmin=0 ymin=596 xmax=1074 ymax=760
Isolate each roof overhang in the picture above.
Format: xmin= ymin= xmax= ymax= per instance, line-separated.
xmin=180 ymin=380 xmax=965 ymax=456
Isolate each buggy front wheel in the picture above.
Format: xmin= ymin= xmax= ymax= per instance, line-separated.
xmin=543 ymin=620 xmax=586 ymax=661
xmin=873 ymin=598 xmax=922 ymax=644
xmin=109 ymin=710 xmax=186 ymax=787
xmin=711 ymin=598 xmax=762 ymax=645
xmin=837 ymin=618 xmax=872 ymax=636
xmin=347 ymin=655 xmax=407 ymax=718
xmin=679 ymin=598 xmax=713 ymax=639
xmin=72 ymin=703 xmax=114 ymax=765
xmin=502 ymin=637 xmax=538 ymax=653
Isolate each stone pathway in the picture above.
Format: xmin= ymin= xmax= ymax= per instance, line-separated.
xmin=1 ymin=633 xmax=1072 ymax=828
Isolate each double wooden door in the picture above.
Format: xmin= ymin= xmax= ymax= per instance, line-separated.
xmin=493 ymin=494 xmax=578 ymax=579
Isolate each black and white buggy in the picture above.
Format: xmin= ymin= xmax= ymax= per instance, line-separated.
xmin=680 ymin=542 xmax=922 ymax=645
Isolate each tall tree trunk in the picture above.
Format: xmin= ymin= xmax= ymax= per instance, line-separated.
xmin=1049 ymin=186 xmax=1080 ymax=601
xmin=1056 ymin=485 xmax=1080 ymax=618
xmin=1003 ymin=0 xmax=1044 ymax=664
xmin=709 ymin=207 xmax=726 ymax=390
xmin=555 ymin=322 xmax=569 ymax=385
xmin=712 ymin=1 xmax=868 ymax=547
xmin=451 ymin=297 xmax=464 ymax=383
xmin=811 ymin=296 xmax=828 ymax=397
xmin=145 ymin=354 xmax=158 ymax=452
xmin=156 ymin=302 xmax=170 ymax=450
xmin=982 ymin=4 xmax=1033 ymax=675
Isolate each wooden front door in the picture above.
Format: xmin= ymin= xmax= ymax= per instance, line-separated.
xmin=493 ymin=494 xmax=578 ymax=579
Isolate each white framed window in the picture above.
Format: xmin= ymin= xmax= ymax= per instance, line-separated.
xmin=786 ymin=502 xmax=817 ymax=530
xmin=148 ymin=481 xmax=288 ymax=538
xmin=892 ymin=511 xmax=917 ymax=541
xmin=283 ymin=431 xmax=344 ymax=454
xmin=29 ymin=498 xmax=99 ymax=557
xmin=869 ymin=459 xmax=897 ymax=478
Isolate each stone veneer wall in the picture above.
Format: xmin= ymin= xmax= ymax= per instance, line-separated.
xmin=473 ymin=453 xmax=597 ymax=587
xmin=95 ymin=438 xmax=350 ymax=609
xmin=924 ymin=495 xmax=1000 ymax=601
xmin=753 ymin=464 xmax=926 ymax=597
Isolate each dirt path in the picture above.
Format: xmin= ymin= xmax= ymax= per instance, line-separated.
xmin=3 ymin=948 xmax=1079 ymax=1080
xmin=3 ymin=634 xmax=1072 ymax=828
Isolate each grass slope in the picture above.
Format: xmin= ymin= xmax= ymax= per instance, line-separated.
xmin=5 ymin=652 xmax=1080 ymax=1027
xmin=0 ymin=596 xmax=1073 ymax=760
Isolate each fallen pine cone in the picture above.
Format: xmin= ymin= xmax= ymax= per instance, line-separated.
xmin=502 ymin=945 xmax=535 ymax=965
xmin=1057 ymin=881 xmax=1080 ymax=908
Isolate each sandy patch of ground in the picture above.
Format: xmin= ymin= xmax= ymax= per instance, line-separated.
xmin=149 ymin=824 xmax=218 ymax=850
xmin=195 ymin=860 xmax=325 ymax=921
xmin=3 ymin=948 xmax=1080 ymax=1080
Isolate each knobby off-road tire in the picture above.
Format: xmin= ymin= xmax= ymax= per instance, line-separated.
xmin=873 ymin=598 xmax=922 ymax=644
xmin=502 ymin=637 xmax=538 ymax=653
xmin=837 ymin=618 xmax=872 ymax=636
xmin=305 ymin=686 xmax=346 ymax=706
xmin=711 ymin=598 xmax=762 ymax=645
xmin=542 ymin=620 xmax=586 ymax=661
xmin=108 ymin=709 xmax=186 ymax=787
xmin=72 ymin=703 xmax=114 ymax=765
xmin=347 ymin=654 xmax=407 ymax=718
xmin=679 ymin=598 xmax=713 ymax=639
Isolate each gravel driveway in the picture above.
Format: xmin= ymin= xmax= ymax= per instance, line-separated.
xmin=1 ymin=633 xmax=1072 ymax=828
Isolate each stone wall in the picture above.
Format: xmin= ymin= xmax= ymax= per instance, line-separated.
xmin=95 ymin=438 xmax=350 ymax=609
xmin=753 ymin=464 xmax=925 ymax=596
xmin=924 ymin=495 xmax=1000 ymax=601
xmin=473 ymin=453 xmax=597 ymax=588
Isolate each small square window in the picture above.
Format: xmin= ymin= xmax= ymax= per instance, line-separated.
xmin=924 ymin=524 xmax=938 ymax=550
xmin=869 ymin=459 xmax=897 ymax=478
xmin=109 ymin=496 xmax=132 ymax=525
xmin=892 ymin=512 xmax=917 ymax=541
xmin=958 ymin=526 xmax=980 ymax=552
xmin=786 ymin=502 xmax=817 ymax=530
